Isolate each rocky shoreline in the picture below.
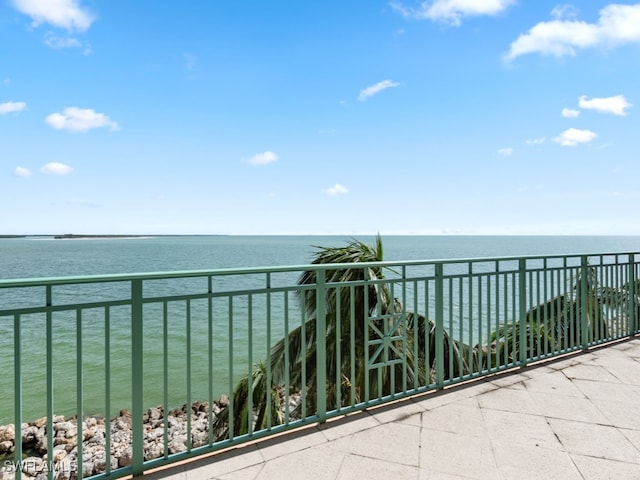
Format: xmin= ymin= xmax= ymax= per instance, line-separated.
xmin=0 ymin=398 xmax=230 ymax=480
xmin=0 ymin=390 xmax=303 ymax=480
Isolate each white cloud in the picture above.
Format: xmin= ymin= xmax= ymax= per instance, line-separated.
xmin=0 ymin=101 xmax=26 ymax=114
xmin=43 ymin=32 xmax=90 ymax=53
xmin=552 ymin=128 xmax=597 ymax=146
xmin=561 ymin=107 xmax=580 ymax=118
xmin=391 ymin=0 xmax=515 ymax=26
xmin=247 ymin=151 xmax=278 ymax=166
xmin=551 ymin=4 xmax=580 ymax=20
xmin=40 ymin=162 xmax=73 ymax=175
xmin=525 ymin=137 xmax=546 ymax=145
xmin=184 ymin=53 xmax=197 ymax=71
xmin=2 ymin=78 xmax=10 ymax=86
xmin=505 ymin=3 xmax=640 ymax=60
xmin=358 ymin=80 xmax=400 ymax=101
xmin=45 ymin=107 xmax=119 ymax=132
xmin=14 ymin=167 xmax=32 ymax=177
xmin=497 ymin=147 xmax=513 ymax=156
xmin=324 ymin=184 xmax=349 ymax=196
xmin=578 ymin=95 xmax=632 ymax=116
xmin=10 ymin=0 xmax=94 ymax=32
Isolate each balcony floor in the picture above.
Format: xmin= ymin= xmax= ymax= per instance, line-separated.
xmin=146 ymin=337 xmax=640 ymax=480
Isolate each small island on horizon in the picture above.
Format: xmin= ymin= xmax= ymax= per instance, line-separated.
xmin=53 ymin=234 xmax=150 ymax=239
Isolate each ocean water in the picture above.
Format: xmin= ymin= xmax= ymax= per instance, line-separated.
xmin=1 ymin=235 xmax=639 ymax=280
xmin=1 ymin=235 xmax=639 ymax=425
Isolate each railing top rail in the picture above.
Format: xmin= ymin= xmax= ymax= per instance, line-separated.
xmin=1 ymin=251 xmax=638 ymax=288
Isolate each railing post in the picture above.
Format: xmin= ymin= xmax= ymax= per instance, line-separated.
xmin=629 ymin=254 xmax=637 ymax=335
xmin=435 ymin=263 xmax=444 ymax=388
xmin=46 ymin=287 xmax=54 ymax=480
xmin=518 ymin=259 xmax=527 ymax=367
xmin=580 ymin=257 xmax=589 ymax=350
xmin=13 ymin=314 xmax=22 ymax=480
xmin=131 ymin=279 xmax=144 ymax=476
xmin=315 ymin=268 xmax=327 ymax=422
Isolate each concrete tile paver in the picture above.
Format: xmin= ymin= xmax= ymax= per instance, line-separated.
xmin=491 ymin=441 xmax=582 ymax=480
xmin=476 ymin=385 xmax=541 ymax=416
xmin=317 ymin=412 xmax=380 ymax=441
xmin=257 ymin=427 xmax=327 ymax=461
xmin=522 ymin=369 xmax=586 ymax=397
xmin=421 ymin=402 xmax=486 ymax=438
xmin=348 ymin=421 xmax=421 ymax=466
xmin=526 ymin=390 xmax=610 ymax=424
xmin=252 ymin=443 xmax=346 ymax=480
xmin=571 ymin=454 xmax=640 ymax=480
xmin=420 ymin=430 xmax=499 ymax=479
xmin=181 ymin=445 xmax=264 ymax=480
xmin=148 ymin=337 xmax=640 ymax=480
xmin=481 ymin=408 xmax=561 ymax=450
xmin=337 ymin=455 xmax=420 ymax=480
xmin=548 ymin=417 xmax=640 ymax=464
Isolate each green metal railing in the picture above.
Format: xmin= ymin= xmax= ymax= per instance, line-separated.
xmin=1 ymin=252 xmax=638 ymax=479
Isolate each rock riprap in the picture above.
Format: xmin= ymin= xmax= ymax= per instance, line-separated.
xmin=0 ymin=398 xmax=228 ymax=480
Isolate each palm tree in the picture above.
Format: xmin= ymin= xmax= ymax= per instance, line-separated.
xmin=480 ymin=263 xmax=609 ymax=369
xmin=214 ymin=235 xmax=467 ymax=438
xmin=597 ymin=277 xmax=640 ymax=335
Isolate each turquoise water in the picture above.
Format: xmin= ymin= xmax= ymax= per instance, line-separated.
xmin=1 ymin=235 xmax=639 ymax=425
xmin=3 ymin=235 xmax=640 ymax=280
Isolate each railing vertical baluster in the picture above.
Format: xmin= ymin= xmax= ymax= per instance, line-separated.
xmin=413 ymin=280 xmax=419 ymax=390
xmin=335 ymin=287 xmax=342 ymax=409
xmin=494 ymin=263 xmax=500 ymax=369
xmin=349 ymin=286 xmax=356 ymax=405
xmin=567 ymin=268 xmax=574 ymax=350
xmin=186 ymin=299 xmax=192 ymax=448
xmin=477 ymin=275 xmax=483 ymax=371
xmin=580 ymin=256 xmax=589 ymax=350
xmin=228 ymin=297 xmax=234 ymax=439
xmin=208 ymin=277 xmax=214 ymax=444
xmin=131 ymin=279 xmax=144 ymax=476
xmin=595 ymin=257 xmax=602 ymax=341
xmin=518 ymin=259 xmax=527 ymax=366
xmin=300 ymin=296 xmax=306 ymax=419
xmin=46 ymin=286 xmax=54 ymax=480
xmin=283 ymin=292 xmax=290 ymax=423
xmin=364 ymin=269 xmax=370 ymax=402
xmin=315 ymin=267 xmax=327 ymax=422
xmin=458 ymin=277 xmax=464 ymax=377
xmin=247 ymin=295 xmax=253 ymax=435
xmin=425 ymin=279 xmax=431 ymax=383
xmin=390 ymin=283 xmax=396 ymax=397
xmin=503 ymin=271 xmax=509 ymax=366
xmin=14 ymin=313 xmax=22 ymax=480
xmin=435 ymin=263 xmax=444 ymax=388
xmin=511 ymin=272 xmax=516 ymax=363
xmin=615 ymin=257 xmax=622 ymax=332
xmin=266 ymin=273 xmax=272 ymax=428
xmin=629 ymin=254 xmax=637 ymax=335
xmin=467 ymin=267 xmax=473 ymax=372
xmin=448 ymin=278 xmax=454 ymax=377
xmin=105 ymin=306 xmax=111 ymax=474
xmin=402 ymin=267 xmax=408 ymax=394
xmin=162 ymin=302 xmax=169 ymax=457
xmin=76 ymin=308 xmax=83 ymax=474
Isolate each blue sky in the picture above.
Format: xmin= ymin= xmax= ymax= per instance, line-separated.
xmin=2 ymin=0 xmax=639 ymax=235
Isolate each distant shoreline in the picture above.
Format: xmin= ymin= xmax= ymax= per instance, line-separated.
xmin=53 ymin=234 xmax=149 ymax=239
